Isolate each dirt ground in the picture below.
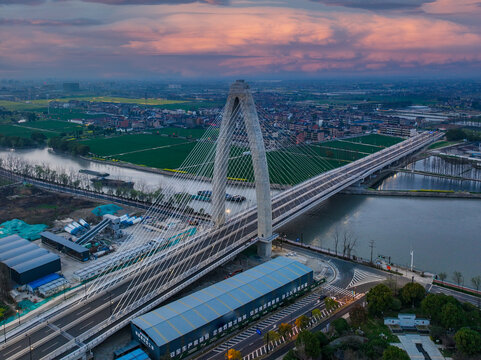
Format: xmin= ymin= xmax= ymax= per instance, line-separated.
xmin=0 ymin=183 xmax=100 ymax=226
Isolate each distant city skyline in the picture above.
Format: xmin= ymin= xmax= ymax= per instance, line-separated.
xmin=0 ymin=0 xmax=480 ymax=79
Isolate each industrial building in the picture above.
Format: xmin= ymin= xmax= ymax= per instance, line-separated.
xmin=131 ymin=256 xmax=314 ymax=360
xmin=0 ymin=235 xmax=61 ymax=284
xmin=40 ymin=231 xmax=90 ymax=262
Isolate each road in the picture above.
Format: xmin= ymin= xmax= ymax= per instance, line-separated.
xmin=428 ymin=284 xmax=481 ymax=307
xmin=0 ymin=132 xmax=440 ymax=360
xmin=197 ymin=292 xmax=327 ymax=360
xmin=260 ymin=296 xmax=366 ymax=360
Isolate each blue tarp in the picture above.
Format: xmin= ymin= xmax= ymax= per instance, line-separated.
xmin=117 ymin=349 xmax=150 ymax=360
xmin=27 ymin=273 xmax=61 ymax=291
xmin=92 ymin=204 xmax=122 ymax=217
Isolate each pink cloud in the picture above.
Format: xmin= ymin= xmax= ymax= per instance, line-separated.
xmin=0 ymin=3 xmax=480 ymax=77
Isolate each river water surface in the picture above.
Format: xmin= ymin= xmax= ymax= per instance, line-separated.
xmin=2 ymin=148 xmax=480 ymax=282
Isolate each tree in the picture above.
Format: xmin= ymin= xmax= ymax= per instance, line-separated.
xmin=264 ymin=330 xmax=280 ymax=345
xmin=311 ymin=308 xmax=322 ymax=319
xmin=400 ymin=282 xmax=426 ymax=307
xmin=296 ymin=330 xmax=320 ymax=360
xmin=472 ymin=276 xmax=481 ymax=309
xmin=441 ymin=303 xmax=465 ymax=330
xmin=283 ymin=349 xmax=298 ymax=360
xmin=295 ymin=315 xmax=310 ymax=330
xmin=422 ymin=293 xmax=457 ymax=323
xmin=349 ymin=304 xmax=368 ymax=327
xmin=445 ymin=129 xmax=465 ymax=141
xmin=382 ymin=345 xmax=410 ymax=360
xmin=454 ymin=328 xmax=481 ymax=356
xmin=366 ymin=284 xmax=393 ymax=316
xmin=324 ymin=297 xmax=338 ymax=312
xmin=278 ymin=323 xmax=293 ymax=339
xmin=453 ymin=271 xmax=463 ymax=286
xmin=225 ymin=349 xmax=242 ymax=360
xmin=390 ymin=298 xmax=402 ymax=311
xmin=332 ymin=226 xmax=340 ymax=256
xmin=332 ymin=317 xmax=349 ymax=334
xmin=315 ymin=331 xmax=329 ymax=347
xmin=438 ymin=272 xmax=447 ymax=283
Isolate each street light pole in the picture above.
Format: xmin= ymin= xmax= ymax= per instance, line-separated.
xmin=28 ymin=335 xmax=32 ymax=360
xmin=3 ymin=314 xmax=6 ymax=343
xmin=109 ymin=291 xmax=112 ymax=316
xmin=16 ymin=310 xmax=20 ymax=326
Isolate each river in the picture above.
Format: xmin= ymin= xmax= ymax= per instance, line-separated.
xmin=1 ymin=148 xmax=480 ymax=282
xmin=0 ymin=147 xmax=268 ymax=216
xmin=278 ymin=193 xmax=481 ymax=281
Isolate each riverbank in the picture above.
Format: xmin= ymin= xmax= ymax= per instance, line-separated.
xmin=278 ymin=238 xmax=434 ymax=286
xmin=341 ymin=187 xmax=481 ymax=199
xmin=81 ymin=155 xmax=291 ymax=190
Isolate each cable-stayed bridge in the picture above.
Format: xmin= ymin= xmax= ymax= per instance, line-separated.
xmin=0 ymin=81 xmax=441 ymax=360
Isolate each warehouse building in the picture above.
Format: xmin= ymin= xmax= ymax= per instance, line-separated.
xmin=0 ymin=235 xmax=61 ymax=284
xmin=131 ymin=256 xmax=314 ymax=360
xmin=40 ymin=231 xmax=90 ymax=262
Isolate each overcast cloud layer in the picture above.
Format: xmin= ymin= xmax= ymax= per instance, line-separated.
xmin=0 ymin=0 xmax=480 ymax=79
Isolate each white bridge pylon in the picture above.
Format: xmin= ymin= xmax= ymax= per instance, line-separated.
xmin=212 ymin=80 xmax=273 ymax=257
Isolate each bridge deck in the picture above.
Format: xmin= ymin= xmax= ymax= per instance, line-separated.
xmin=0 ymin=132 xmax=441 ymax=360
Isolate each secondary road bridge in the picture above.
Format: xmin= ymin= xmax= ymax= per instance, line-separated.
xmin=0 ymin=82 xmax=442 ymax=360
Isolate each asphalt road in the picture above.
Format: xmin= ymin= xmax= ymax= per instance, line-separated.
xmin=197 ymin=294 xmax=327 ymax=360
xmin=0 ymin=132 xmax=439 ymax=360
xmin=261 ymin=296 xmax=366 ymax=360
xmin=428 ymin=284 xmax=481 ymax=307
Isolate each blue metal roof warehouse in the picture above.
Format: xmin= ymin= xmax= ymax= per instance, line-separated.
xmin=0 ymin=235 xmax=61 ymax=284
xmin=131 ymin=256 xmax=313 ymax=360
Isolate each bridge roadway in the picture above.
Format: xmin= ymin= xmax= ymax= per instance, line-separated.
xmin=0 ymin=132 xmax=441 ymax=360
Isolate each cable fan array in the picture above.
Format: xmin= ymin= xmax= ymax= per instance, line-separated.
xmin=80 ymin=99 xmax=347 ymax=318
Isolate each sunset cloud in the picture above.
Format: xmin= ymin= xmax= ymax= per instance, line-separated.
xmin=310 ymin=0 xmax=435 ymax=10
xmin=0 ymin=0 xmax=480 ymax=78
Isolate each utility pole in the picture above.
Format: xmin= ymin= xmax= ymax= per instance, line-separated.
xmin=369 ymin=240 xmax=375 ymax=264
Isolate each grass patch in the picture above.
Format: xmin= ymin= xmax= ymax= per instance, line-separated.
xmin=0 ymin=124 xmax=47 ymax=138
xmin=152 ymin=127 xmax=206 ymax=139
xmin=19 ymin=120 xmax=84 ymax=133
xmin=0 ymin=100 xmax=47 ymax=112
xmin=81 ymin=133 xmax=191 ymax=157
xmin=116 ymin=142 xmax=198 ymax=169
xmin=427 ymin=140 xmax=459 ymax=150
xmin=348 ymin=134 xmax=404 ymax=147
xmin=79 ymin=96 xmax=185 ymax=106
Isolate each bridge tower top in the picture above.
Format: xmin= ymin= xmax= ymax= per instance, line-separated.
xmin=212 ymin=80 xmax=273 ymax=257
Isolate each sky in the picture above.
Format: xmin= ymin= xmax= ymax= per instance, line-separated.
xmin=0 ymin=0 xmax=481 ymax=79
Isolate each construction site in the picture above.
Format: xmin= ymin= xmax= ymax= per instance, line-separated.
xmin=0 ymin=178 xmax=201 ymax=327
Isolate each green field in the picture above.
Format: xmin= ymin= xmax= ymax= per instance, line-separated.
xmin=116 ymin=142 xmax=198 ymax=169
xmin=102 ymin=133 xmax=404 ymax=185
xmin=19 ymin=120 xmax=84 ymax=133
xmin=348 ymin=134 xmax=404 ymax=147
xmin=0 ymin=120 xmax=87 ymax=139
xmin=0 ymin=97 xmax=185 ymax=112
xmin=47 ymin=108 xmax=101 ymax=121
xmin=0 ymin=124 xmax=43 ymax=138
xmin=80 ymin=96 xmax=185 ymax=106
xmin=152 ymin=127 xmax=206 ymax=139
xmin=81 ymin=133 xmax=192 ymax=157
xmin=0 ymin=100 xmax=48 ymax=112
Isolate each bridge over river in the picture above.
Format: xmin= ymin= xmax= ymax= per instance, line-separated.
xmin=0 ymin=81 xmax=441 ymax=360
